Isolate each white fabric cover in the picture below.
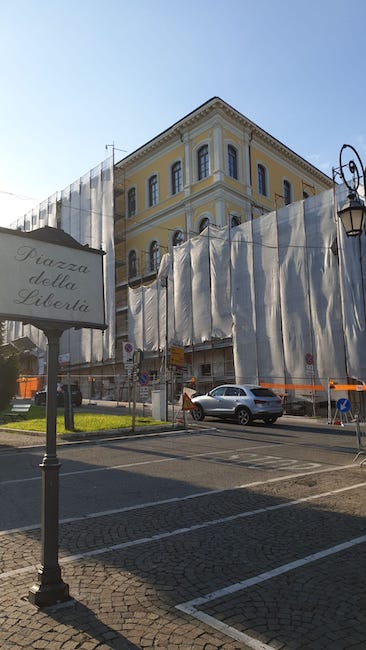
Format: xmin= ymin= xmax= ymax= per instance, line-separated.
xmin=5 ymin=157 xmax=115 ymax=366
xmin=128 ymin=186 xmax=366 ymax=386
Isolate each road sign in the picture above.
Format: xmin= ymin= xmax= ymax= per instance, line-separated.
xmin=123 ymin=341 xmax=134 ymax=362
xmin=169 ymin=346 xmax=185 ymax=368
xmin=58 ymin=353 xmax=70 ymax=365
xmin=139 ymin=372 xmax=149 ymax=386
xmin=305 ymin=352 xmax=314 ymax=365
xmin=182 ymin=393 xmax=197 ymax=411
xmin=336 ymin=398 xmax=351 ymax=413
xmin=139 ymin=387 xmax=149 ymax=400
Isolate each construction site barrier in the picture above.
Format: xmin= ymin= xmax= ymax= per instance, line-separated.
xmin=260 ymin=382 xmax=325 ymax=392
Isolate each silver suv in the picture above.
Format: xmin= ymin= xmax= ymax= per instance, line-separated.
xmin=191 ymin=384 xmax=283 ymax=425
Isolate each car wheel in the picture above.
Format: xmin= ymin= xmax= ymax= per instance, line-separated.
xmin=236 ymin=407 xmax=252 ymax=425
xmin=191 ymin=404 xmax=205 ymax=422
xmin=264 ymin=416 xmax=278 ymax=424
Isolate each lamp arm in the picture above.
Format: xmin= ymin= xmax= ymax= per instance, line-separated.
xmin=339 ymin=144 xmax=365 ymax=193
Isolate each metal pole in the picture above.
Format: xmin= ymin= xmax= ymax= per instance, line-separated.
xmin=29 ymin=328 xmax=70 ymax=607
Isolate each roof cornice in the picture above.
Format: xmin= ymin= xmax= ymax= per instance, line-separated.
xmin=116 ymin=97 xmax=332 ymax=185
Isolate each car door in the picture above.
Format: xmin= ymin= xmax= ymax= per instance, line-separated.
xmin=221 ymin=386 xmax=243 ymax=415
xmin=201 ymin=386 xmax=227 ymax=415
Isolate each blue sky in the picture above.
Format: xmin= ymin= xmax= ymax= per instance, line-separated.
xmin=1 ymin=0 xmax=366 ymax=226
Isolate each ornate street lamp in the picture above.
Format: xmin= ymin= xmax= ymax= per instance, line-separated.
xmin=333 ymin=144 xmax=366 ymax=237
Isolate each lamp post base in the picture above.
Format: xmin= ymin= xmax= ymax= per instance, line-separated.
xmin=28 ymin=568 xmax=70 ymax=608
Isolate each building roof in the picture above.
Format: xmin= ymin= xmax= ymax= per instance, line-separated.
xmin=115 ymin=96 xmax=332 ymax=185
xmin=1 ymin=337 xmax=38 ymax=356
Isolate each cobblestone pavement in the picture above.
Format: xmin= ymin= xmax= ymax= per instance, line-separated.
xmin=1 ymin=425 xmax=366 ymax=649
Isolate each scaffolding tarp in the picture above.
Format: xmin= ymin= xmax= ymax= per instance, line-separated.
xmin=128 ymin=186 xmax=366 ymax=386
xmin=5 ymin=157 xmax=115 ymax=366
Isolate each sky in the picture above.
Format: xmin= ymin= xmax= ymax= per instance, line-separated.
xmin=1 ymin=0 xmax=366 ymax=227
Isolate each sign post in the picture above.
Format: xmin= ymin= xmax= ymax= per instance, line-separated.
xmin=0 ymin=225 xmax=107 ymax=607
xmin=29 ymin=326 xmax=69 ymax=605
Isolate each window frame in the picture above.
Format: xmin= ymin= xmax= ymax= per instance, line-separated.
xmin=127 ymin=187 xmax=136 ymax=218
xmin=128 ymin=249 xmax=138 ymax=279
xmin=199 ymin=216 xmax=210 ymax=233
xmin=230 ymin=213 xmax=241 ymax=228
xmin=283 ymin=179 xmax=292 ymax=205
xmin=148 ymin=174 xmax=158 ymax=207
xmin=172 ymin=229 xmax=185 ymax=247
xmin=257 ymin=163 xmax=267 ymax=196
xmin=197 ymin=144 xmax=209 ymax=180
xmin=149 ymin=239 xmax=160 ymax=273
xmin=171 ymin=160 xmax=183 ymax=195
xmin=227 ymin=144 xmax=238 ymax=180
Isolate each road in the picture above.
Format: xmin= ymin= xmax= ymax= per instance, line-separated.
xmin=1 ymin=415 xmax=366 ymax=649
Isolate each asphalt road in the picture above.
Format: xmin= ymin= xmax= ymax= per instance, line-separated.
xmin=1 ymin=416 xmax=366 ymax=649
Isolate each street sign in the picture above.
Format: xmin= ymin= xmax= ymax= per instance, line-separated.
xmin=336 ymin=398 xmax=351 ymax=413
xmin=139 ymin=387 xmax=149 ymax=400
xmin=182 ymin=392 xmax=197 ymax=411
xmin=123 ymin=341 xmax=134 ymax=362
xmin=0 ymin=226 xmax=106 ymax=330
xmin=169 ymin=345 xmax=185 ymax=368
xmin=139 ymin=372 xmax=149 ymax=386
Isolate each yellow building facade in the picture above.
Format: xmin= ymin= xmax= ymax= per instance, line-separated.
xmin=114 ymin=97 xmax=332 ymax=383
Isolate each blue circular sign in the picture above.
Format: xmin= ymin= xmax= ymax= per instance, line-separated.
xmin=336 ymin=398 xmax=351 ymax=413
xmin=139 ymin=372 xmax=149 ymax=386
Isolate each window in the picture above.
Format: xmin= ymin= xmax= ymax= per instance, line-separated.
xmin=210 ymin=386 xmax=226 ymax=397
xmin=199 ymin=217 xmax=210 ymax=233
xmin=197 ymin=145 xmax=209 ymax=180
xmin=172 ymin=229 xmax=184 ymax=247
xmin=200 ymin=363 xmax=211 ymax=376
xmin=149 ymin=240 xmax=160 ymax=272
xmin=283 ymin=180 xmax=292 ymax=205
xmin=171 ymin=161 xmax=183 ymax=195
xmin=257 ymin=164 xmax=267 ymax=196
xmin=225 ymin=386 xmax=241 ymax=396
xmin=228 ymin=145 xmax=238 ymax=179
xmin=127 ymin=188 xmax=136 ymax=218
xmin=128 ymin=250 xmax=138 ymax=278
xmin=148 ymin=175 xmax=158 ymax=207
xmin=230 ymin=214 xmax=241 ymax=228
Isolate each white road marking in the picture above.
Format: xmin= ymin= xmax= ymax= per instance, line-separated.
xmin=0 ymin=462 xmax=356 ymax=536
xmin=176 ymin=534 xmax=366 ymax=648
xmin=1 ymin=479 xmax=365 ymax=579
xmin=177 ymin=609 xmax=274 ymax=649
xmin=0 ymin=443 xmax=275 ymax=486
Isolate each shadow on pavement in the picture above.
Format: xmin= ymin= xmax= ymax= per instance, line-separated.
xmin=44 ymin=598 xmax=141 ymax=649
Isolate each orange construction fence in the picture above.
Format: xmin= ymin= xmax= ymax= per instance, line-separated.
xmin=260 ymin=382 xmax=325 ymax=392
xmin=329 ymin=383 xmax=366 ymax=391
xmin=17 ymin=376 xmax=43 ymax=399
xmin=262 ymin=380 xmax=366 ymax=393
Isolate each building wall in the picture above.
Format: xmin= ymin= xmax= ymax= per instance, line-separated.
xmin=114 ymin=98 xmax=332 ymax=388
xmin=116 ymin=98 xmax=331 ymax=285
xmin=5 ymin=97 xmax=332 ymax=396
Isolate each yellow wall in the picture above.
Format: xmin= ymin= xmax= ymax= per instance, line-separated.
xmin=116 ymin=110 xmax=331 ymax=294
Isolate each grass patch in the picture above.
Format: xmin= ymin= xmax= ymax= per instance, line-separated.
xmin=0 ymin=405 xmax=165 ymax=434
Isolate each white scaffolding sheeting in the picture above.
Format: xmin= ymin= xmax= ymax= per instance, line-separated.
xmin=5 ymin=157 xmax=115 ymax=366
xmin=128 ymin=186 xmax=366 ymax=385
